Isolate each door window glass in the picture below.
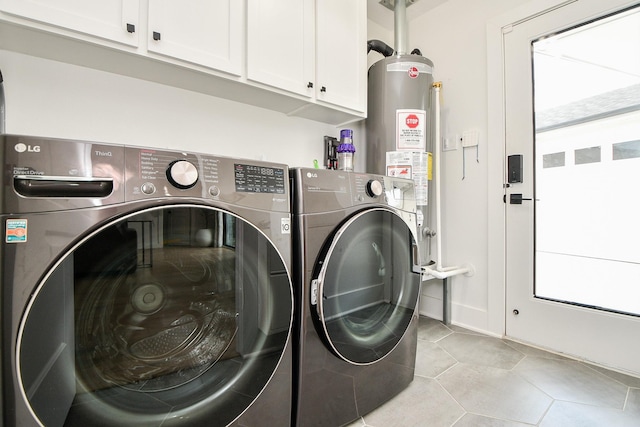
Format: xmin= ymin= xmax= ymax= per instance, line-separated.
xmin=316 ymin=209 xmax=420 ymax=365
xmin=533 ymin=5 xmax=640 ymax=316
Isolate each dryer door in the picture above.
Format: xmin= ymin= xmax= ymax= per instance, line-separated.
xmin=17 ymin=205 xmax=292 ymax=427
xmin=312 ymin=208 xmax=420 ymax=365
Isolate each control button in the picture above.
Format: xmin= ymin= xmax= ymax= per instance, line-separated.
xmin=365 ymin=179 xmax=383 ymax=198
xmin=167 ymin=160 xmax=198 ymax=189
xmin=141 ymin=182 xmax=156 ymax=195
xmin=208 ymin=185 xmax=221 ymax=197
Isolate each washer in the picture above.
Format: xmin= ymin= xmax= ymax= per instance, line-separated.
xmin=291 ymin=168 xmax=422 ymax=427
xmin=1 ymin=134 xmax=293 ymax=427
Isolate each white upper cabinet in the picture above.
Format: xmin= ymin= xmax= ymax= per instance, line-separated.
xmin=247 ymin=0 xmax=315 ymax=97
xmin=147 ymin=0 xmax=243 ymax=76
xmin=248 ymin=0 xmax=366 ymax=114
xmin=0 ymin=0 xmax=139 ymax=46
xmin=0 ymin=0 xmax=365 ymax=124
xmin=315 ymin=0 xmax=366 ymax=113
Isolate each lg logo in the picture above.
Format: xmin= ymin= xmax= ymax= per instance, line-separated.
xmin=14 ymin=143 xmax=41 ymax=153
xmin=306 ymin=172 xmax=318 ymax=178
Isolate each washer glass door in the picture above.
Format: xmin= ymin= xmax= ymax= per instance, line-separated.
xmin=314 ymin=208 xmax=420 ymax=365
xmin=18 ymin=205 xmax=292 ymax=427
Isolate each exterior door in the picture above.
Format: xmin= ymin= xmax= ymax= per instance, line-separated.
xmin=504 ymin=0 xmax=640 ymax=375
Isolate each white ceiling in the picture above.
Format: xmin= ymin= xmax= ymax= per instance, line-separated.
xmin=366 ymin=0 xmax=449 ymax=30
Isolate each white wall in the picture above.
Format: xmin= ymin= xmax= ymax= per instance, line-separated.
xmin=406 ymin=0 xmax=532 ymax=334
xmin=0 ymin=49 xmax=339 ymax=168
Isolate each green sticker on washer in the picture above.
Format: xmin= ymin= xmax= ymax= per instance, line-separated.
xmin=6 ymin=219 xmax=28 ymax=243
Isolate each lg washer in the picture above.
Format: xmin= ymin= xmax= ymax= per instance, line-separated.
xmin=0 ymin=135 xmax=293 ymax=427
xmin=291 ymin=168 xmax=422 ymax=426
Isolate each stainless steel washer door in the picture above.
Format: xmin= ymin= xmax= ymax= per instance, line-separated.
xmin=312 ymin=208 xmax=420 ymax=365
xmin=17 ymin=205 xmax=293 ymax=427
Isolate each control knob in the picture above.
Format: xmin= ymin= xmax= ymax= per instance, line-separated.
xmin=140 ymin=182 xmax=156 ymax=195
xmin=208 ymin=185 xmax=221 ymax=197
xmin=365 ymin=179 xmax=383 ymax=198
xmin=167 ymin=160 xmax=198 ymax=189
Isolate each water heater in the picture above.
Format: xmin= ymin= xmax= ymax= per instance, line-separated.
xmin=366 ymin=52 xmax=435 ymax=266
xmin=365 ymin=54 xmax=434 ymax=175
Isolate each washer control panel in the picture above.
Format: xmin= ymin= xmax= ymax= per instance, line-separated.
xmin=125 ymin=146 xmax=289 ymax=211
xmin=353 ymin=173 xmax=415 ymax=210
xmin=293 ymin=168 xmax=416 ymax=214
xmin=1 ymin=135 xmax=290 ymax=213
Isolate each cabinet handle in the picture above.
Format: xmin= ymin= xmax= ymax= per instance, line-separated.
xmin=153 ymin=31 xmax=161 ymax=41
xmin=126 ymin=23 xmax=135 ymax=33
xmin=307 ymin=82 xmax=313 ymax=88
xmin=320 ymin=86 xmax=326 ymax=93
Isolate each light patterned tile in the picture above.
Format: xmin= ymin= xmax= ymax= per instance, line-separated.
xmin=584 ymin=363 xmax=640 ymax=388
xmin=417 ymin=316 xmax=452 ymax=342
xmin=345 ymin=321 xmax=640 ymax=426
xmin=438 ymin=363 xmax=551 ymax=425
xmin=514 ymin=357 xmax=629 ymax=409
xmin=362 ymin=376 xmax=464 ymax=427
xmin=540 ymin=401 xmax=640 ymax=427
xmin=502 ymin=340 xmax=570 ymax=361
xmin=438 ymin=333 xmax=525 ymax=370
xmin=626 ymin=388 xmax=640 ymax=415
xmin=454 ymin=413 xmax=534 ymax=427
xmin=448 ymin=325 xmax=488 ymax=336
xmin=415 ymin=340 xmax=457 ymax=378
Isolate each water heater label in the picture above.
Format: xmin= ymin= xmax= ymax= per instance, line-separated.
xmin=386 ymin=151 xmax=429 ymax=206
xmin=386 ymin=62 xmax=433 ymax=74
xmin=396 ymin=109 xmax=426 ymax=150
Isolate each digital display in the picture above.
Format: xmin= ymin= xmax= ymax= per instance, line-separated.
xmin=234 ymin=163 xmax=285 ymax=194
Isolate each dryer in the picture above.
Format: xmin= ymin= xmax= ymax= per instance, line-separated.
xmin=0 ymin=134 xmax=293 ymax=427
xmin=291 ymin=168 xmax=421 ymax=427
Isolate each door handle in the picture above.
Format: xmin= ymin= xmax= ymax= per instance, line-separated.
xmin=508 ymin=193 xmax=532 ymax=204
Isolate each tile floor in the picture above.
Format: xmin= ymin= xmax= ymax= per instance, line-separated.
xmin=347 ymin=316 xmax=640 ymax=427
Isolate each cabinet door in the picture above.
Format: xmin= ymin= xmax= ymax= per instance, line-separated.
xmin=315 ymin=0 xmax=366 ymax=112
xmin=0 ymin=0 xmax=139 ymax=46
xmin=148 ymin=0 xmax=242 ymax=76
xmin=247 ymin=0 xmax=314 ymax=97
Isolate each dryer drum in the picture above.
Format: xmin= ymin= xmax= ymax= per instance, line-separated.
xmin=17 ymin=206 xmax=291 ymax=426
xmin=314 ymin=209 xmax=419 ymax=365
xmin=74 ymin=242 xmax=238 ymax=393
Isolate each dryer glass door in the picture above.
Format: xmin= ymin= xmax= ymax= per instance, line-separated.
xmin=17 ymin=205 xmax=292 ymax=427
xmin=314 ymin=208 xmax=420 ymax=365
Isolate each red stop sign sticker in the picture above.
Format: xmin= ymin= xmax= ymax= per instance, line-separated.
xmin=406 ymin=114 xmax=419 ymax=128
xmin=408 ymin=66 xmax=419 ymax=78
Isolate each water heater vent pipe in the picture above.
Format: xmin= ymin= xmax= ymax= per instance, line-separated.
xmin=394 ymin=0 xmax=408 ymax=55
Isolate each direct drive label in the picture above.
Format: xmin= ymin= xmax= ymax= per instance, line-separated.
xmin=6 ymin=219 xmax=28 ymax=243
